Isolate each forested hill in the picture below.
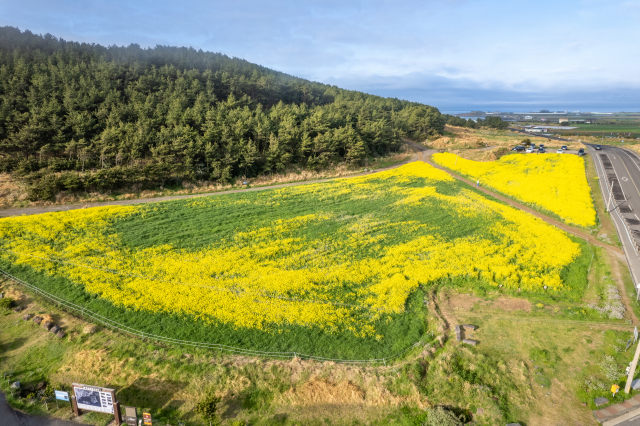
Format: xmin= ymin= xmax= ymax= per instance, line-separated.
xmin=0 ymin=27 xmax=446 ymax=200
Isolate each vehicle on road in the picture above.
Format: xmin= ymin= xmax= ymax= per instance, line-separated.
xmin=596 ymin=144 xmax=602 ymax=150
xmin=578 ymin=148 xmax=585 ymax=156
xmin=538 ymin=147 xmax=546 ymax=153
xmin=511 ymin=146 xmax=525 ymax=152
xmin=561 ymin=145 xmax=568 ymax=150
xmin=526 ymin=147 xmax=534 ymax=153
xmin=540 ymin=144 xmax=545 ymax=149
xmin=556 ymin=149 xmax=564 ymax=154
xmin=531 ymin=144 xmax=536 ymax=149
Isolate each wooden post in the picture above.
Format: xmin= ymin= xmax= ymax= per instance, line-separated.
xmin=113 ymin=399 xmax=122 ymax=426
xmin=625 ymin=340 xmax=640 ymax=393
xmin=71 ymin=395 xmax=80 ymax=417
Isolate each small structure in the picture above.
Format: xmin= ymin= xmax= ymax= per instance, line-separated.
xmin=22 ymin=314 xmax=31 ymax=321
xmin=455 ymin=325 xmax=462 ymax=341
xmin=463 ymin=324 xmax=478 ymax=331
xmin=42 ymin=320 xmax=53 ymax=330
xmin=50 ymin=325 xmax=61 ymax=334
xmin=559 ymin=118 xmax=569 ymax=123
xmin=595 ymin=397 xmax=609 ymax=407
xmin=32 ymin=316 xmax=43 ymax=325
xmin=462 ymin=339 xmax=479 ymax=346
xmin=12 ymin=306 xmax=22 ymax=313
xmin=56 ymin=330 xmax=66 ymax=339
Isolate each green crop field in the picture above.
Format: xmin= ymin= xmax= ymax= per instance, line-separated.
xmin=0 ymin=162 xmax=592 ymax=361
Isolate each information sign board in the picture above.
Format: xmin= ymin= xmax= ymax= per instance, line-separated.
xmin=72 ymin=383 xmax=115 ymax=414
xmin=143 ymin=412 xmax=152 ymax=425
xmin=55 ymin=390 xmax=69 ymax=401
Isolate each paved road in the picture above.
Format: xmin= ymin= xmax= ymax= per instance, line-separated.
xmin=0 ymin=392 xmax=87 ymax=425
xmin=616 ymin=412 xmax=640 ymax=426
xmin=588 ymin=144 xmax=640 ymax=298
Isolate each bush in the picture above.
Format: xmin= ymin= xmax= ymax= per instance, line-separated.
xmin=0 ymin=297 xmax=14 ymax=309
xmin=418 ymin=406 xmax=464 ymax=426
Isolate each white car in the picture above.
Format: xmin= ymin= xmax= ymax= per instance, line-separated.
xmin=525 ymin=147 xmax=534 ymax=153
xmin=556 ymin=149 xmax=564 ymax=154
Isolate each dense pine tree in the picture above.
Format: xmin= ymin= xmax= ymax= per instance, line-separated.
xmin=0 ymin=27 xmax=447 ymax=200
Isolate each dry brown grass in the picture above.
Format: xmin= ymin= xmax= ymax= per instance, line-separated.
xmin=0 ymin=173 xmax=28 ymax=208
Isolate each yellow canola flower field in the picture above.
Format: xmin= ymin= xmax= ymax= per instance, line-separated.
xmin=0 ymin=162 xmax=582 ymax=338
xmin=432 ymin=152 xmax=596 ymax=227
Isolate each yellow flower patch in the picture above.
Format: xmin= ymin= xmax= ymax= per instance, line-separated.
xmin=0 ymin=162 xmax=581 ymax=338
xmin=433 ymin=152 xmax=596 ymax=226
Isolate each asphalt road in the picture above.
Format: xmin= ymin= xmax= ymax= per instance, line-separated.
xmin=617 ymin=412 xmax=640 ymax=426
xmin=0 ymin=392 xmax=86 ymax=426
xmin=588 ymin=144 xmax=640 ymax=295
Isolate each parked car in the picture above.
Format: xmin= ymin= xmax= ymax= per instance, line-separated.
xmin=539 ymin=144 xmax=545 ymax=149
xmin=578 ymin=148 xmax=585 ymax=156
xmin=511 ymin=146 xmax=525 ymax=152
xmin=531 ymin=144 xmax=536 ymax=149
xmin=561 ymin=145 xmax=568 ymax=150
xmin=538 ymin=147 xmax=546 ymax=153
xmin=556 ymin=149 xmax=564 ymax=154
xmin=525 ymin=147 xmax=534 ymax=153
xmin=596 ymin=144 xmax=602 ymax=150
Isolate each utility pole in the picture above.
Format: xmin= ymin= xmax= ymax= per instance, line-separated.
xmin=625 ymin=340 xmax=640 ymax=393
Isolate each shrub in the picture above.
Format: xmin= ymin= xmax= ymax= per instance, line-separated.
xmin=418 ymin=406 xmax=464 ymax=426
xmin=0 ymin=297 xmax=14 ymax=309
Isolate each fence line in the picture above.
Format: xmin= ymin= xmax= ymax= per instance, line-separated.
xmin=0 ymin=268 xmax=432 ymax=365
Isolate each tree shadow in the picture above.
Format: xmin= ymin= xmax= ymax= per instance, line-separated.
xmin=117 ymin=378 xmax=188 ymax=410
xmin=1 ymin=337 xmax=28 ymax=352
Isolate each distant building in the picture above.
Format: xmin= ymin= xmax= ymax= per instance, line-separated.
xmin=525 ymin=127 xmax=547 ymax=133
xmin=540 ymin=118 xmax=547 ymax=122
xmin=524 ymin=115 xmax=533 ymax=120
xmin=559 ymin=118 xmax=569 ymax=123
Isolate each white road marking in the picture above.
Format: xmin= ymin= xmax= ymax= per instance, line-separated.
xmin=623 ymin=177 xmax=630 ymax=181
xmin=593 ymin=152 xmax=637 ymax=258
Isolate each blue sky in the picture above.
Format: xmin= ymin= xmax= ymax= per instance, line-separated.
xmin=2 ymin=0 xmax=640 ymax=111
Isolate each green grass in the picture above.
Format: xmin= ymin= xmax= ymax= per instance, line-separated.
xmin=0 ymin=164 xmax=593 ymax=361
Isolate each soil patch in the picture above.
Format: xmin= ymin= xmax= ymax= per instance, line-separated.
xmin=492 ymin=297 xmax=531 ymax=312
xmin=448 ymin=293 xmax=482 ymax=311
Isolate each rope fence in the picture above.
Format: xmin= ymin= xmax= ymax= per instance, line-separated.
xmin=0 ymin=268 xmax=433 ymax=365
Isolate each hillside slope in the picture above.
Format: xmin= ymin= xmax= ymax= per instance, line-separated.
xmin=0 ymin=27 xmax=444 ymax=200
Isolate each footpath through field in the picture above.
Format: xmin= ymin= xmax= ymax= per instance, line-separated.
xmin=403 ymin=139 xmax=624 ymax=256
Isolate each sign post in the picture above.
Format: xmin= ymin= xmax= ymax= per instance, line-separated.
xmin=72 ymin=383 xmax=121 ymax=425
xmin=625 ymin=341 xmax=640 ymax=393
xmin=143 ymin=412 xmax=152 ymax=425
xmin=54 ymin=390 xmax=70 ymax=412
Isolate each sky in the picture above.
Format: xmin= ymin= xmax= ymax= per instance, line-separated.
xmin=1 ymin=0 xmax=640 ymax=111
